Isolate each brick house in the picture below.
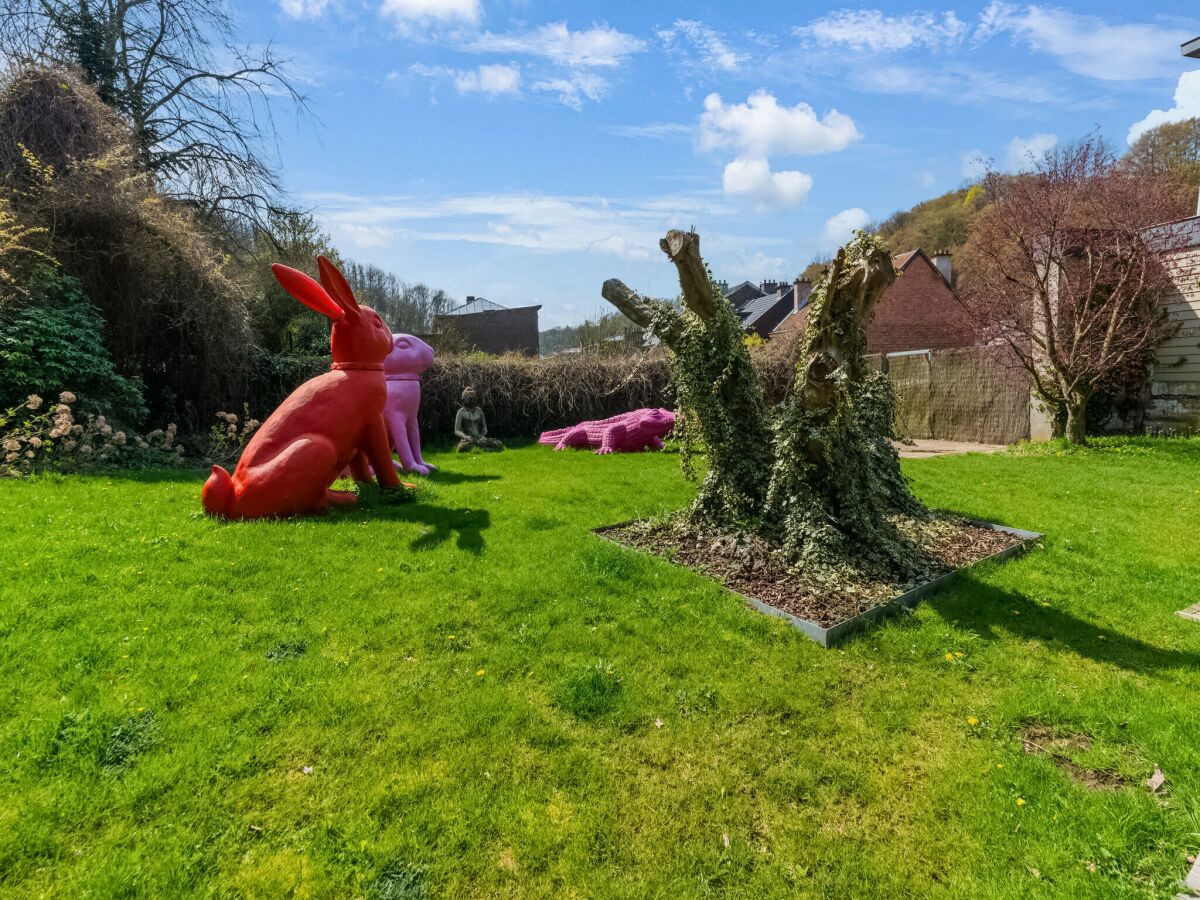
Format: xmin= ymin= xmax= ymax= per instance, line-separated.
xmin=771 ymin=249 xmax=977 ymax=353
xmin=433 ymin=296 xmax=541 ymax=356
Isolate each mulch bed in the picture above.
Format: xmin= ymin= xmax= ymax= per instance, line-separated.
xmin=598 ymin=514 xmax=1023 ymax=629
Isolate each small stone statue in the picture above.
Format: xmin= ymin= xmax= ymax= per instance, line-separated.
xmin=454 ymin=386 xmax=504 ymax=452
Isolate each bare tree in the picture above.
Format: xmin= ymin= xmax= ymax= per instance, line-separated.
xmin=0 ymin=0 xmax=304 ymax=227
xmin=962 ymin=138 xmax=1186 ymax=443
xmin=343 ymin=262 xmax=454 ymax=335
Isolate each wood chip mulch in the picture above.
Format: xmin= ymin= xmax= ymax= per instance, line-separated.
xmin=598 ymin=515 xmax=1025 ymax=629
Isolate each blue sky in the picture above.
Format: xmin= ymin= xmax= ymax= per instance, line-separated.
xmin=238 ymin=1 xmax=1199 ymax=328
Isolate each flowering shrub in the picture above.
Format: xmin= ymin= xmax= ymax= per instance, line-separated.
xmin=205 ymin=407 xmax=261 ymax=466
xmin=0 ymin=391 xmax=182 ymax=476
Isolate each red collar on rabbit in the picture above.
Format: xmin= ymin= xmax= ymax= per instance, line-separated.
xmin=385 ymin=373 xmax=421 ymax=382
xmin=331 ymin=362 xmax=384 ymax=371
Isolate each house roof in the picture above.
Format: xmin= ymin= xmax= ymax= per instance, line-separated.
xmin=442 ymin=296 xmax=508 ymax=315
xmin=724 ymin=280 xmax=760 ymax=297
xmin=739 ymin=288 xmax=792 ymax=330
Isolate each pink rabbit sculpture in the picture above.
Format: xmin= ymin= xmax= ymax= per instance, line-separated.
xmin=383 ymin=333 xmax=436 ymax=475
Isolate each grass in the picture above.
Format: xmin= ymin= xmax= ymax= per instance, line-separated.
xmin=1 ymin=436 xmax=1198 ymax=897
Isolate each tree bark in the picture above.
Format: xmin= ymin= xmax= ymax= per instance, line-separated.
xmin=1064 ymin=392 xmax=1089 ymax=444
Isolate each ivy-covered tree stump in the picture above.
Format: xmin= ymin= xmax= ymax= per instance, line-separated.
xmin=602 ymin=230 xmax=771 ymax=523
xmin=763 ymin=235 xmax=925 ymax=576
xmin=602 ymin=229 xmax=928 ymax=578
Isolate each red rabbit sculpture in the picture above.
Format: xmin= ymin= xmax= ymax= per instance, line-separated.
xmin=202 ymin=256 xmax=403 ymax=519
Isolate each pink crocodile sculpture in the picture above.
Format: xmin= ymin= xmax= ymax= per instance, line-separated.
xmin=538 ymin=408 xmax=676 ymax=454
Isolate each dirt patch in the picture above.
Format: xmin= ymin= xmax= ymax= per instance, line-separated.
xmin=597 ymin=514 xmax=1024 ymax=629
xmin=1021 ymin=725 xmax=1127 ymax=790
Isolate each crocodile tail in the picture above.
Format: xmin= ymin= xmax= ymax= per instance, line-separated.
xmin=201 ymin=465 xmax=234 ymax=518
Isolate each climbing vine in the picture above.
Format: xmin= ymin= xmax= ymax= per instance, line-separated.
xmin=602 ymin=229 xmax=928 ymax=576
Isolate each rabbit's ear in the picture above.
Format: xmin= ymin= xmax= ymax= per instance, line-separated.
xmin=272 ymin=264 xmax=345 ymax=322
xmin=317 ymin=256 xmax=360 ymax=312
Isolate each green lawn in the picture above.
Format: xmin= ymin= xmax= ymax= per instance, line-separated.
xmin=1 ymin=438 xmax=1199 ymax=897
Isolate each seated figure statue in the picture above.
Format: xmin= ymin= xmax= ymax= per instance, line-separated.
xmin=454 ymin=386 xmax=504 ymax=453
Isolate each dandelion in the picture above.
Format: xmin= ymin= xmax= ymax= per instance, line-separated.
xmin=28 ymin=437 xmax=42 ymax=449
xmin=996 ymin=763 xmax=1004 ymax=769
xmin=58 ymin=391 xmax=76 ymax=404
xmin=967 ymin=717 xmax=979 ymax=726
xmin=113 ymin=431 xmax=126 ymax=446
xmin=25 ymin=394 xmax=42 ymax=410
xmin=2 ymin=439 xmax=18 ymax=452
xmin=71 ymin=424 xmax=83 ymax=435
xmin=80 ymin=444 xmax=93 ymax=455
xmin=476 ymin=668 xmax=486 ymax=677
xmin=1016 ymin=797 xmax=1025 ymax=807
xmin=225 ymin=413 xmax=238 ymax=425
xmin=945 ymin=652 xmax=954 ymax=662
xmin=100 ymin=423 xmax=112 ymax=436
xmin=954 ymin=651 xmax=963 ymax=658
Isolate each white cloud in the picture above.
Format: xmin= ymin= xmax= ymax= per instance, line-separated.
xmin=464 ymin=22 xmax=645 ymax=68
xmin=727 ymin=249 xmax=788 ymax=281
xmin=852 ymin=63 xmax=1065 ymax=105
xmin=1128 ymin=71 xmax=1200 ymax=145
xmin=962 ymin=150 xmax=988 ymax=180
xmin=408 ymin=63 xmax=522 ymax=97
xmin=380 ymin=0 xmax=479 ymax=25
xmin=1005 ymin=133 xmax=1057 ymax=171
xmin=699 ymin=91 xmax=862 ymax=158
xmin=822 ymin=207 xmax=871 ymax=250
xmin=455 ymin=64 xmax=521 ymax=95
xmin=658 ymin=19 xmax=745 ymax=73
xmin=919 ymin=170 xmax=937 ymax=188
xmin=975 ymin=3 xmax=1188 ymax=81
xmin=606 ymin=122 xmax=693 ymax=141
xmin=722 ymin=157 xmax=813 ymax=209
xmin=304 ymin=190 xmax=743 ymax=259
xmin=531 ymin=71 xmax=608 ymax=110
xmin=796 ymin=9 xmax=967 ymax=52
xmin=280 ymin=0 xmax=330 ymax=19
xmin=588 ymin=235 xmax=652 ymax=261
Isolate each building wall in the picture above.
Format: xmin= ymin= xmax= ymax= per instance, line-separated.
xmin=434 ymin=306 xmax=541 ymax=356
xmin=1148 ymin=241 xmax=1200 ymax=431
xmin=866 ymin=256 xmax=977 ymax=354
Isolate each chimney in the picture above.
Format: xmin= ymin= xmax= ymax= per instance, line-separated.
xmin=792 ymin=277 xmax=812 ymax=313
xmin=931 ymin=250 xmax=953 ymax=285
xmin=466 ymin=295 xmax=476 ymax=304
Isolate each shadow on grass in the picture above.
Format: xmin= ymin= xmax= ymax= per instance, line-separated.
xmin=932 ymin=579 xmax=1200 ymax=671
xmin=427 ymin=469 xmax=502 ymax=484
xmin=317 ymin=491 xmax=491 ymax=554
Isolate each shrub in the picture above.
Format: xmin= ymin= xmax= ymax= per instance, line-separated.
xmin=0 ymin=391 xmax=182 ymax=476
xmin=0 ymin=266 xmax=146 ymax=421
xmin=417 ymin=350 xmax=673 ymax=441
xmin=0 ymin=66 xmax=254 ymax=429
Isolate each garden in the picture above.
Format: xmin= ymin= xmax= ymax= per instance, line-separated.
xmin=2 ymin=436 xmax=1199 ymax=896
xmin=3 ymin=2 xmax=1200 ymax=896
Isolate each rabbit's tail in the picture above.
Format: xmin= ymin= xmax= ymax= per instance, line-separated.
xmin=202 ymin=465 xmax=234 ymax=518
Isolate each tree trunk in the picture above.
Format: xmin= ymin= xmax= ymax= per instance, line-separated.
xmin=601 ymin=230 xmax=771 ymax=522
xmin=764 ymin=233 xmax=926 ymax=576
xmin=1064 ymin=392 xmax=1089 ymax=444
